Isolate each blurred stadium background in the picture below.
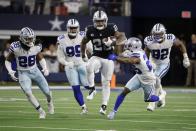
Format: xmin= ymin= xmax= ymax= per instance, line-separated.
xmin=0 ymin=0 xmax=195 ymax=86
xmin=0 ymin=0 xmax=196 ymax=131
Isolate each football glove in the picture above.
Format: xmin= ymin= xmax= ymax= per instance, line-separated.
xmin=183 ymin=53 xmax=190 ymax=68
xmin=103 ymin=37 xmax=113 ymax=47
xmin=9 ymin=70 xmax=18 ymax=81
xmin=108 ymin=53 xmax=117 ymax=61
xmin=42 ymin=68 xmax=49 ymax=76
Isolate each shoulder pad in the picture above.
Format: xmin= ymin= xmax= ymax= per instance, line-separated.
xmin=36 ymin=43 xmax=42 ymax=51
xmin=86 ymin=25 xmax=94 ymax=31
xmin=79 ymin=31 xmax=86 ymax=36
xmin=57 ymin=34 xmax=65 ymax=41
xmin=108 ymin=23 xmax=118 ymax=32
xmin=9 ymin=41 xmax=20 ymax=52
xmin=166 ymin=33 xmax=175 ymax=41
xmin=144 ymin=36 xmax=153 ymax=45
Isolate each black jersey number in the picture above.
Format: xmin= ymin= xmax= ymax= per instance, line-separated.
xmin=92 ymin=38 xmax=112 ymax=51
xmin=152 ymin=49 xmax=169 ymax=60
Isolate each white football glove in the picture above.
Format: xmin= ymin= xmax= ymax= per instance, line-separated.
xmin=66 ymin=62 xmax=74 ymax=69
xmin=183 ymin=53 xmax=190 ymax=68
xmin=9 ymin=70 xmax=18 ymax=81
xmin=103 ymin=37 xmax=113 ymax=47
xmin=42 ymin=68 xmax=49 ymax=76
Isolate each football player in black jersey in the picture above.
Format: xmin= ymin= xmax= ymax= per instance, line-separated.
xmin=81 ymin=10 xmax=126 ymax=115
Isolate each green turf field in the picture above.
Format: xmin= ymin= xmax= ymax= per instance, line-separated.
xmin=0 ymin=89 xmax=196 ymax=131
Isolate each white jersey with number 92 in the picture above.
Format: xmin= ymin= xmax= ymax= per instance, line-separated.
xmin=144 ymin=34 xmax=175 ymax=64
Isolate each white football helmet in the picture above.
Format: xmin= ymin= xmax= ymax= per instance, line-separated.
xmin=124 ymin=37 xmax=142 ymax=51
xmin=67 ymin=19 xmax=80 ymax=37
xmin=19 ymin=27 xmax=36 ymax=47
xmin=151 ymin=23 xmax=166 ymax=42
xmin=93 ymin=10 xmax=108 ymax=30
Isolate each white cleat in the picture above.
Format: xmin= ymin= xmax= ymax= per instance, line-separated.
xmin=157 ymin=90 xmax=167 ymax=108
xmin=39 ymin=110 xmax=46 ymax=119
xmin=99 ymin=105 xmax=107 ymax=115
xmin=48 ymin=102 xmax=54 ymax=114
xmin=107 ymin=111 xmax=116 ymax=120
xmin=80 ymin=107 xmax=88 ymax=115
xmin=86 ymin=89 xmax=97 ymax=100
xmin=147 ymin=102 xmax=156 ymax=111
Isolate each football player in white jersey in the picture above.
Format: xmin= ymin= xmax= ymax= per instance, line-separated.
xmin=144 ymin=23 xmax=190 ymax=111
xmin=5 ymin=27 xmax=54 ymax=119
xmin=81 ymin=10 xmax=126 ymax=115
xmin=57 ymin=19 xmax=91 ymax=114
xmin=107 ymin=37 xmax=166 ymax=120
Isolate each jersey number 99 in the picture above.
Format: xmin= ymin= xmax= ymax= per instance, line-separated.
xmin=66 ymin=45 xmax=80 ymax=57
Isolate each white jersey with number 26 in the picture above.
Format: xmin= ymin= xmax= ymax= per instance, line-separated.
xmin=125 ymin=50 xmax=156 ymax=85
xmin=9 ymin=41 xmax=42 ymax=71
xmin=144 ymin=34 xmax=175 ymax=64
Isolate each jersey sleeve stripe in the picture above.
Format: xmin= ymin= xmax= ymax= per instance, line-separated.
xmin=130 ymin=54 xmax=140 ymax=58
xmin=9 ymin=48 xmax=14 ymax=52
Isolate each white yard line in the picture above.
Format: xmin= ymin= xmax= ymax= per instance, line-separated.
xmin=1 ymin=110 xmax=196 ymax=119
xmin=0 ymin=125 xmax=94 ymax=131
xmin=0 ymin=117 xmax=196 ymax=126
xmin=182 ymin=127 xmax=196 ymax=130
xmin=1 ymin=86 xmax=196 ymax=93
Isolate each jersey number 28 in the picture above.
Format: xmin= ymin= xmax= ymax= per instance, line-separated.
xmin=18 ymin=55 xmax=36 ymax=67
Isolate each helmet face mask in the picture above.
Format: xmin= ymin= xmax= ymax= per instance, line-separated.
xmin=67 ymin=19 xmax=80 ymax=37
xmin=93 ymin=10 xmax=108 ymax=30
xmin=151 ymin=23 xmax=166 ymax=43
xmin=124 ymin=37 xmax=142 ymax=52
xmin=19 ymin=27 xmax=36 ymax=47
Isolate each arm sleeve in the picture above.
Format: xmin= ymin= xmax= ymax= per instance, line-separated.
xmin=57 ymin=45 xmax=69 ymax=66
xmin=39 ymin=58 xmax=47 ymax=70
xmin=5 ymin=60 xmax=13 ymax=73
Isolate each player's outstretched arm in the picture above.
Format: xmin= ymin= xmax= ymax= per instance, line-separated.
xmin=174 ymin=38 xmax=190 ymax=68
xmin=81 ymin=36 xmax=90 ymax=60
xmin=37 ymin=53 xmax=49 ymax=76
xmin=114 ymin=32 xmax=127 ymax=55
xmin=144 ymin=47 xmax=151 ymax=58
xmin=174 ymin=38 xmax=187 ymax=54
xmin=116 ymin=56 xmax=140 ymax=64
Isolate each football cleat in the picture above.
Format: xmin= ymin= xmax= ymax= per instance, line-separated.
xmin=80 ymin=106 xmax=88 ymax=115
xmin=99 ymin=105 xmax=107 ymax=115
xmin=107 ymin=111 xmax=116 ymax=120
xmin=86 ymin=88 xmax=96 ymax=100
xmin=157 ymin=90 xmax=167 ymax=108
xmin=39 ymin=110 xmax=46 ymax=119
xmin=48 ymin=102 xmax=54 ymax=114
xmin=147 ymin=102 xmax=156 ymax=111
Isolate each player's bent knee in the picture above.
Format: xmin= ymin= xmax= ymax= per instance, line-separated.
xmin=102 ymin=80 xmax=110 ymax=87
